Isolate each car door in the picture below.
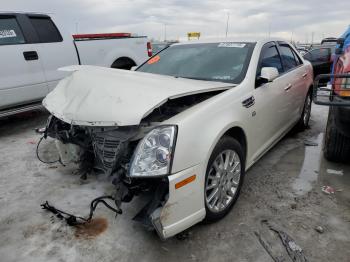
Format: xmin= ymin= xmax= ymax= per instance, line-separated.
xmin=303 ymin=48 xmax=332 ymax=77
xmin=277 ymin=42 xmax=308 ymax=124
xmin=26 ymin=15 xmax=78 ymax=92
xmin=0 ymin=14 xmax=48 ymax=110
xmin=251 ymin=42 xmax=290 ymax=160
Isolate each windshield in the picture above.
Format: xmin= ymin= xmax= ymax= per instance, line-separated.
xmin=137 ymin=42 xmax=255 ymax=84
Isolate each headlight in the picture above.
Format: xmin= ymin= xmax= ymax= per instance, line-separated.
xmin=129 ymin=125 xmax=177 ymax=177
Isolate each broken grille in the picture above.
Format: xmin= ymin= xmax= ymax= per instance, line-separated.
xmin=91 ymin=134 xmax=122 ymax=174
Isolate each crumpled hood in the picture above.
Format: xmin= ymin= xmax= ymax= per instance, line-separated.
xmin=43 ymin=66 xmax=232 ymax=126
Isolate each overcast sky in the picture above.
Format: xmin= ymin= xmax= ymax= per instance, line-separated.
xmin=3 ymin=0 xmax=350 ymax=42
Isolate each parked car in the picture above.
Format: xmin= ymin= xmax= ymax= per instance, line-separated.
xmin=41 ymin=39 xmax=313 ymax=239
xmin=296 ymin=47 xmax=308 ymax=56
xmin=313 ymin=27 xmax=350 ymax=162
xmin=321 ymin=37 xmax=338 ymax=46
xmin=303 ymin=46 xmax=335 ymax=79
xmin=0 ymin=12 xmax=151 ymax=117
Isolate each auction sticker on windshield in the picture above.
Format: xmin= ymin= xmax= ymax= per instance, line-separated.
xmin=0 ymin=30 xmax=17 ymax=38
xmin=147 ymin=55 xmax=160 ymax=64
xmin=218 ymin=42 xmax=246 ymax=48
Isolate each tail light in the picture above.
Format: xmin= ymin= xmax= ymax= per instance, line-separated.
xmin=339 ymin=77 xmax=350 ymax=97
xmin=147 ymin=42 xmax=153 ymax=57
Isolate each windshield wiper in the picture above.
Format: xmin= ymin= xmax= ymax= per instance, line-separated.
xmin=174 ymin=75 xmax=236 ymax=84
xmin=174 ymin=76 xmax=213 ymax=81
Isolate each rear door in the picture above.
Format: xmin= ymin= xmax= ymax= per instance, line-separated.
xmin=277 ymin=42 xmax=306 ymax=123
xmin=0 ymin=14 xmax=47 ymax=109
xmin=27 ymin=15 xmax=78 ymax=92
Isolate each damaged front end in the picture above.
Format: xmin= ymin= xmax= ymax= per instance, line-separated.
xmin=42 ymin=115 xmax=176 ymax=238
xmin=39 ymin=65 xmax=230 ymax=238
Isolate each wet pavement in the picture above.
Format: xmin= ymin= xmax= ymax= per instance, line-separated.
xmin=0 ymin=105 xmax=349 ymax=262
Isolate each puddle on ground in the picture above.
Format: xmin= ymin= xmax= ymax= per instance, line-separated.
xmin=292 ymin=133 xmax=323 ymax=195
xmin=74 ymin=218 xmax=108 ymax=239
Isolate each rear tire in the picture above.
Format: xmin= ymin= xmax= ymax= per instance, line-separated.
xmin=204 ymin=136 xmax=245 ymax=223
xmin=296 ymin=90 xmax=312 ymax=131
xmin=324 ymin=108 xmax=350 ymax=162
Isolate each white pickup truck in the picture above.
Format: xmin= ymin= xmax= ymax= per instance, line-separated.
xmin=0 ymin=12 xmax=151 ymax=117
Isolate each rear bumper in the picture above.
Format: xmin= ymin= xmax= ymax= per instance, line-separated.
xmin=152 ymin=164 xmax=206 ymax=239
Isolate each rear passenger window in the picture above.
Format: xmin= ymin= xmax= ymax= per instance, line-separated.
xmin=279 ymin=44 xmax=298 ymax=71
xmin=0 ymin=17 xmax=26 ymax=45
xmin=258 ymin=45 xmax=283 ymax=75
xmin=29 ymin=17 xmax=62 ymax=43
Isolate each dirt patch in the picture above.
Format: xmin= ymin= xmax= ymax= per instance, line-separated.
xmin=23 ymin=224 xmax=49 ymax=239
xmin=74 ymin=218 xmax=108 ymax=239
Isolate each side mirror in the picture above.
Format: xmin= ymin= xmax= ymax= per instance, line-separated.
xmin=131 ymin=66 xmax=138 ymax=71
xmin=259 ymin=67 xmax=279 ymax=83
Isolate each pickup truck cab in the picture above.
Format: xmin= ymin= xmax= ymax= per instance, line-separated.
xmin=0 ymin=12 xmax=150 ymax=117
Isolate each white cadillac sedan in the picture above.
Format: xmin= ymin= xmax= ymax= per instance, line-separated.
xmin=41 ymin=38 xmax=313 ymax=239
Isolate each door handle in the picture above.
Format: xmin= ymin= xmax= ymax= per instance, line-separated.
xmin=23 ymin=51 xmax=38 ymax=61
xmin=302 ymin=72 xmax=308 ymax=78
xmin=284 ymin=83 xmax=292 ymax=91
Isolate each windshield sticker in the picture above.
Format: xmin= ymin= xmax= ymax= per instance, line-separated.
xmin=218 ymin=42 xmax=246 ymax=48
xmin=212 ymin=75 xmax=232 ymax=80
xmin=147 ymin=55 xmax=160 ymax=64
xmin=0 ymin=30 xmax=17 ymax=39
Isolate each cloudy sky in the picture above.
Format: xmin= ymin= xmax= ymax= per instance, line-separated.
xmin=3 ymin=0 xmax=350 ymax=42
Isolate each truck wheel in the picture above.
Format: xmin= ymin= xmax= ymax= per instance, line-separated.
xmin=111 ymin=57 xmax=136 ymax=70
xmin=324 ymin=108 xmax=350 ymax=162
xmin=204 ymin=136 xmax=245 ymax=223
xmin=296 ymin=90 xmax=312 ymax=131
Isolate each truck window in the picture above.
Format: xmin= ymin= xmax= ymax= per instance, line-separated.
xmin=29 ymin=16 xmax=63 ymax=43
xmin=0 ymin=17 xmax=26 ymax=45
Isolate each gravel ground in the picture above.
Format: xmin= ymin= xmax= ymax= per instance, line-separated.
xmin=0 ymin=104 xmax=349 ymax=262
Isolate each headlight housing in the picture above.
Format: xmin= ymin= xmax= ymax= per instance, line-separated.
xmin=129 ymin=125 xmax=177 ymax=177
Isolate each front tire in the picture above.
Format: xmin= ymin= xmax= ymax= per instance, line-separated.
xmin=204 ymin=136 xmax=245 ymax=223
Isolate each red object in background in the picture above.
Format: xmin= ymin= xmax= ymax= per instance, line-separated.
xmin=72 ymin=33 xmax=132 ymax=39
xmin=147 ymin=42 xmax=153 ymax=57
xmin=321 ymin=186 xmax=335 ymax=194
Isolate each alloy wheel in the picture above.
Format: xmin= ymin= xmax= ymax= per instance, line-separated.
xmin=205 ymin=149 xmax=241 ymax=213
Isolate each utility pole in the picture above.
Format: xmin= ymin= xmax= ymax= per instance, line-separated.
xmin=225 ymin=12 xmax=230 ymax=37
xmin=268 ymin=23 xmax=271 ymax=38
xmin=164 ymin=23 xmax=167 ymax=41
xmin=311 ymin=32 xmax=314 ymax=45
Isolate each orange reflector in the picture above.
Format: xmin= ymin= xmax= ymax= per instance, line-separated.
xmin=175 ymin=175 xmax=196 ymax=189
xmin=339 ymin=90 xmax=350 ymax=97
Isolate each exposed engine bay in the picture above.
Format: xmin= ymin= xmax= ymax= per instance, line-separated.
xmin=39 ymin=90 xmax=224 ymax=236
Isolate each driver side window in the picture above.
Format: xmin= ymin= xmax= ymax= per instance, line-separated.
xmin=257 ymin=44 xmax=284 ymax=77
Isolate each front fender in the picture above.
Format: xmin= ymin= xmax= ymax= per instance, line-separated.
xmin=166 ymin=87 xmax=251 ymax=174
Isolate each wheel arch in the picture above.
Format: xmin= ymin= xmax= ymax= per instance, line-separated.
xmin=111 ymin=56 xmax=137 ymax=70
xmin=221 ymin=126 xmax=248 ymax=164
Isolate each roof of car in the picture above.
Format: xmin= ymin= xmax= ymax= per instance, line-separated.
xmin=173 ymin=37 xmax=286 ymax=46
